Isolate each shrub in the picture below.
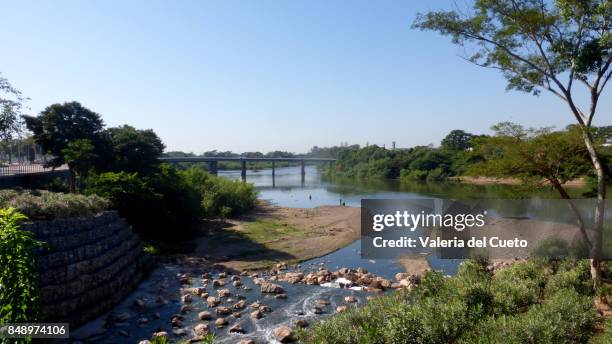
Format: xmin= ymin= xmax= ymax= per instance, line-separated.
xmin=86 ymin=167 xmax=202 ymax=240
xmin=0 ymin=208 xmax=45 ymax=325
xmin=490 ymin=261 xmax=547 ymax=315
xmin=459 ymin=289 xmax=596 ymax=344
xmin=545 ymin=260 xmax=593 ymax=297
xmin=0 ymin=190 xmax=109 ymax=220
xmin=426 ymin=167 xmax=448 ymax=181
xmin=400 ymin=169 xmax=427 ymax=182
xmin=181 ymin=166 xmax=257 ymax=218
xmin=299 ymin=259 xmax=601 ymax=344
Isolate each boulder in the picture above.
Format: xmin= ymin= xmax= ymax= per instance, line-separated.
xmin=261 ymin=282 xmax=285 ymax=294
xmin=152 ymin=331 xmax=169 ymax=340
xmin=215 ymin=317 xmax=227 ymax=328
xmin=207 ymin=296 xmax=220 ymax=307
xmin=216 ymin=306 xmax=232 ymax=316
xmin=336 ymin=305 xmax=348 ymax=313
xmin=233 ymin=300 xmax=247 ymax=309
xmin=181 ymin=294 xmax=192 ymax=303
xmin=295 ymin=319 xmax=309 ymax=328
xmin=250 ymin=310 xmax=263 ymax=319
xmin=344 ymin=296 xmax=357 ymax=303
xmin=217 ymin=288 xmax=231 ymax=297
xmin=273 ymin=326 xmax=295 ymax=343
xmin=229 ymin=324 xmax=245 ymax=334
xmin=194 ymin=323 xmax=210 ymax=336
xmin=258 ymin=305 xmax=272 ymax=313
xmin=198 ymin=311 xmax=212 ymax=320
xmin=237 ymin=340 xmax=256 ymax=344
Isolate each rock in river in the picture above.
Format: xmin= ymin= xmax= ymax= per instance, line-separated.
xmin=194 ymin=323 xmax=210 ymax=336
xmin=261 ymin=282 xmax=285 ymax=294
xmin=273 ymin=326 xmax=295 ymax=343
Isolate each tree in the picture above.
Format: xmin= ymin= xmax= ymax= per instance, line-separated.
xmin=0 ymin=74 xmax=28 ymax=160
xmin=24 ymin=102 xmax=105 ymax=168
xmin=414 ymin=0 xmax=611 ymax=286
xmin=441 ymin=129 xmax=475 ymax=150
xmin=103 ymin=125 xmax=165 ymax=175
xmin=62 ymin=139 xmax=98 ymax=191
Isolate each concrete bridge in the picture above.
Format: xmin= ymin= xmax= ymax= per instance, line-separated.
xmin=159 ymin=156 xmax=335 ymax=182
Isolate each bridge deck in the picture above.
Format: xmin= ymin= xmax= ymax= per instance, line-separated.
xmin=159 ymin=157 xmax=335 ymax=163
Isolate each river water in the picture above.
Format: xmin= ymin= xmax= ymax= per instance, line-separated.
xmin=72 ymin=165 xmax=596 ymax=344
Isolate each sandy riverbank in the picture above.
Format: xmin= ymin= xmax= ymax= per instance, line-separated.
xmin=189 ymin=203 xmax=363 ymax=270
xmin=449 ymin=176 xmax=586 ymax=186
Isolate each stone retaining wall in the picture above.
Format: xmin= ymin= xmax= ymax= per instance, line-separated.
xmin=24 ymin=211 xmax=149 ymax=326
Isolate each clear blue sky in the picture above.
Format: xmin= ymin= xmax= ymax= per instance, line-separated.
xmin=1 ymin=0 xmax=610 ymax=153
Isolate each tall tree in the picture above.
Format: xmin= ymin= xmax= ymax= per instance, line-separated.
xmin=414 ymin=0 xmax=611 ymax=286
xmin=24 ymin=102 xmax=105 ymax=190
xmin=441 ymin=129 xmax=475 ymax=150
xmin=0 ymin=74 xmax=28 ymax=157
xmin=102 ymin=125 xmax=165 ymax=174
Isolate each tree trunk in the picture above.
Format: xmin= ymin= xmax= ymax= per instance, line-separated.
xmin=581 ymin=129 xmax=605 ymax=289
xmin=549 ymin=178 xmax=592 ymax=250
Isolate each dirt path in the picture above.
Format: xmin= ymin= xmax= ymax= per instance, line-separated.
xmin=189 ymin=203 xmax=361 ymax=270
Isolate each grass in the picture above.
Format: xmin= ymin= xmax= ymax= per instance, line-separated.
xmin=239 ymin=218 xmax=313 ymax=243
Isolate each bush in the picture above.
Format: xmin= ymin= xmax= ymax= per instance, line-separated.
xmin=86 ymin=167 xmax=202 ymax=240
xmin=400 ymin=169 xmax=428 ymax=182
xmin=0 ymin=208 xmax=45 ymax=325
xmin=181 ymin=166 xmax=258 ymax=218
xmin=299 ymin=259 xmax=601 ymax=344
xmin=0 ymin=189 xmax=109 ymax=220
xmin=490 ymin=261 xmax=547 ymax=315
xmin=459 ymin=289 xmax=596 ymax=344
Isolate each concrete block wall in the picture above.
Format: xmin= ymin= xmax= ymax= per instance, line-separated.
xmin=24 ymin=211 xmax=149 ymax=326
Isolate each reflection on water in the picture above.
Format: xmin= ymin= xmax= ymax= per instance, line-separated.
xmin=219 ymin=165 xmax=588 ymax=208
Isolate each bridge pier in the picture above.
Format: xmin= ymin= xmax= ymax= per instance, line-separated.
xmin=272 ymin=161 xmax=276 ymax=187
xmin=241 ymin=160 xmax=246 ymax=181
xmin=207 ymin=161 xmax=218 ymax=175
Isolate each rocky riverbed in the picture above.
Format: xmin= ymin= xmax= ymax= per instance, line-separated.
xmin=69 ymin=257 xmax=427 ymax=344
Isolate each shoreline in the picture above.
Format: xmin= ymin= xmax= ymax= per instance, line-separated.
xmin=449 ymin=175 xmax=587 ymax=186
xmin=186 ymin=203 xmax=362 ymax=271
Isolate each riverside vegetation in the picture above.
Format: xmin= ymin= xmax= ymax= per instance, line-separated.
xmin=22 ymin=101 xmax=258 ymax=240
xmin=324 ymin=124 xmax=612 ymax=192
xmin=298 ymin=259 xmax=610 ymax=344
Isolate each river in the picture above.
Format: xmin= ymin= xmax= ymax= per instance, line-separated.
xmin=71 ymin=165 xmax=597 ymax=344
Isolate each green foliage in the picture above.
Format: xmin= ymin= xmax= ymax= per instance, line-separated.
xmin=86 ymin=165 xmax=256 ymax=239
xmin=0 ymin=74 xmax=26 ymax=143
xmin=102 ymin=125 xmax=165 ymax=174
xmin=299 ymin=260 xmax=598 ymax=344
xmin=86 ymin=166 xmax=202 ymax=240
xmin=181 ymin=166 xmax=257 ymax=218
xmin=412 ymin=0 xmax=611 ymax=99
xmin=0 ymin=208 xmax=44 ymax=327
xmin=441 ymin=130 xmax=474 ymax=151
xmin=0 ymin=190 xmax=109 ymax=220
xmin=24 ymin=102 xmax=105 ymax=169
